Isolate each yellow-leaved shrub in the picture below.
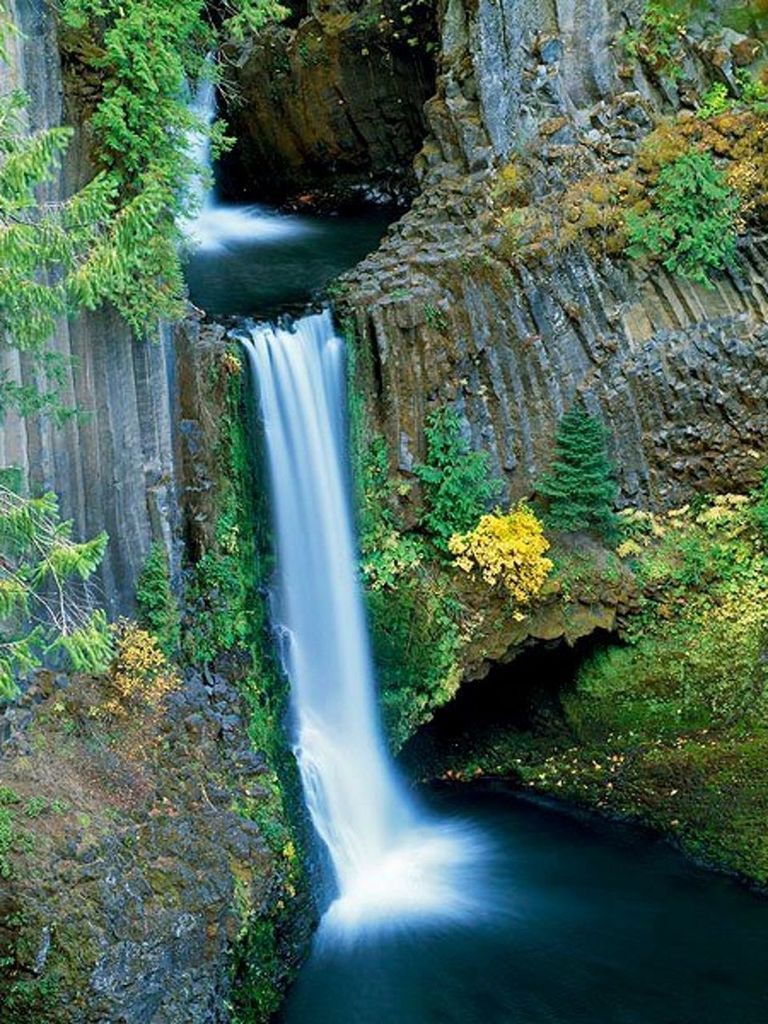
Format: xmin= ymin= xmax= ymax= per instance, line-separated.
xmin=449 ymin=504 xmax=553 ymax=612
xmin=100 ymin=620 xmax=180 ymax=718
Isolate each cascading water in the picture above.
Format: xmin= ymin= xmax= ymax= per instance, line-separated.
xmin=240 ymin=311 xmax=482 ymax=934
xmin=185 ymin=52 xmax=479 ymax=941
xmin=182 ymin=73 xmax=310 ymax=254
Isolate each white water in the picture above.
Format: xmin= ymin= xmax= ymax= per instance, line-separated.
xmin=182 ymin=75 xmax=311 ymax=254
xmin=241 ymin=311 xmax=483 ymax=936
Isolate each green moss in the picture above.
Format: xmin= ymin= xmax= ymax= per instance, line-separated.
xmin=423 ymin=491 xmax=768 ymax=884
xmin=184 ymin=362 xmax=270 ymax=665
xmin=345 ymin=322 xmax=466 ymax=747
xmin=369 ymin=577 xmax=461 ymax=750
xmin=229 ymin=919 xmax=284 ymax=1024
xmin=1 ymin=974 xmax=60 ymax=1024
xmin=0 ymin=806 xmax=14 ymax=878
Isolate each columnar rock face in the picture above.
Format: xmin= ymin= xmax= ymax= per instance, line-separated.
xmin=220 ymin=0 xmax=437 ymax=199
xmin=341 ymin=0 xmax=768 ymax=508
xmin=0 ymin=0 xmax=179 ymax=615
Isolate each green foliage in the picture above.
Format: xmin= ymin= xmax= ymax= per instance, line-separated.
xmin=432 ymin=488 xmax=768 ymax=883
xmin=697 ymin=82 xmax=730 ymax=119
xmin=423 ymin=302 xmax=447 ymax=331
xmin=369 ymin=576 xmax=461 ymax=750
xmin=358 ymin=436 xmax=425 ymax=590
xmin=58 ymin=0 xmax=284 ymax=337
xmin=135 ymin=542 xmax=180 ymax=657
xmin=184 ymin=363 xmax=303 ymax=1024
xmin=0 ymin=0 xmax=286 ymax=420
xmin=626 ymin=150 xmax=738 ymax=285
xmin=0 ymin=483 xmax=112 ymax=700
xmin=0 ymin=73 xmax=116 ymax=419
xmin=228 ymin=918 xmax=284 ymax=1024
xmin=0 ymin=805 xmax=13 ymax=877
xmin=572 ymin=494 xmax=768 ymax=737
xmin=736 ymin=67 xmax=768 ymax=110
xmin=1 ymin=974 xmax=59 ymax=1023
xmin=414 ymin=407 xmax=502 ymax=554
xmin=185 ymin=505 xmax=252 ymax=663
xmin=537 ymin=406 xmax=618 ymax=538
xmin=23 ymin=796 xmax=47 ymax=819
xmin=348 ymin=368 xmax=465 ymax=745
xmin=751 ymin=467 xmax=768 ymax=539
xmin=621 ymin=0 xmax=688 ymax=77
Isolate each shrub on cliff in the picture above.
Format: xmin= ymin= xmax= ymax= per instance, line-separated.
xmin=537 ymin=406 xmax=618 ymax=539
xmin=414 ymin=407 xmax=503 ymax=554
xmin=626 ymin=150 xmax=738 ymax=285
xmin=751 ymin=467 xmax=768 ymax=540
xmin=0 ymin=483 xmax=112 ymax=699
xmin=449 ymin=504 xmax=553 ymax=616
xmin=136 ymin=542 xmax=180 ymax=658
xmin=100 ymin=620 xmax=180 ymax=719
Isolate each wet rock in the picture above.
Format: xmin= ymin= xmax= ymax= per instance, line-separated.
xmin=219 ymin=0 xmax=438 ymax=201
xmin=340 ymin=0 xmax=768 ymax=511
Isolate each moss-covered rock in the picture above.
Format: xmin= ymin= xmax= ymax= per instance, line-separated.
xmin=0 ymin=667 xmax=306 ymax=1023
xmin=403 ymin=491 xmax=768 ymax=885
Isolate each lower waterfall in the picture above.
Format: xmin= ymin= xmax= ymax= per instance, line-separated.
xmin=240 ymin=310 xmax=481 ymax=935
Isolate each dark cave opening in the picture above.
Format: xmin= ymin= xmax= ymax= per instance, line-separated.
xmin=400 ymin=631 xmax=616 ymax=779
xmin=214 ymin=0 xmax=439 ymax=206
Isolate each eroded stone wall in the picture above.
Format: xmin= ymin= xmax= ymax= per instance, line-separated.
xmin=340 ymin=0 xmax=768 ymax=508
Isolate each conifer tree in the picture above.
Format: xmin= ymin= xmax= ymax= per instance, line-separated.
xmin=537 ymin=406 xmax=618 ymax=538
xmin=0 ymin=482 xmax=113 ymax=699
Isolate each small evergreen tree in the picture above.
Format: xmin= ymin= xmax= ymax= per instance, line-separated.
xmin=537 ymin=406 xmax=618 ymax=538
xmin=414 ymin=407 xmax=503 ymax=554
xmin=0 ymin=482 xmax=113 ymax=699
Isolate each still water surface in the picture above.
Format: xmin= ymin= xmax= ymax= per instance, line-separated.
xmin=184 ymin=202 xmax=392 ymax=318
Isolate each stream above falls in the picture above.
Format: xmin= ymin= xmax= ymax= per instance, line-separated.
xmin=184 ymin=200 xmax=392 ymax=318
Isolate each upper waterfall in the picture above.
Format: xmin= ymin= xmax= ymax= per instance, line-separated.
xmin=240 ymin=310 xmax=483 ymax=934
xmin=182 ymin=72 xmax=309 ymax=255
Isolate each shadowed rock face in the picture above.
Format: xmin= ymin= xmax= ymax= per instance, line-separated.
xmin=0 ymin=0 xmax=179 ymax=617
xmin=340 ymin=0 xmax=768 ymax=508
xmin=219 ymin=0 xmax=437 ymax=201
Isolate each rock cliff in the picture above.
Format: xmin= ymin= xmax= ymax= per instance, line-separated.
xmin=220 ymin=0 xmax=438 ymax=200
xmin=339 ymin=0 xmax=768 ymax=509
xmin=0 ymin=0 xmax=179 ymax=616
xmin=0 ymin=666 xmax=304 ymax=1023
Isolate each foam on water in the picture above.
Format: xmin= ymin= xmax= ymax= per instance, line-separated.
xmin=184 ymin=204 xmax=312 ymax=253
xmin=181 ymin=73 xmax=312 ymax=253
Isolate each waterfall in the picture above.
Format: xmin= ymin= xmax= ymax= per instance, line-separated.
xmin=182 ymin=73 xmax=311 ymax=254
xmin=187 ymin=74 xmax=217 ymax=215
xmin=241 ymin=310 xmax=483 ymax=936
